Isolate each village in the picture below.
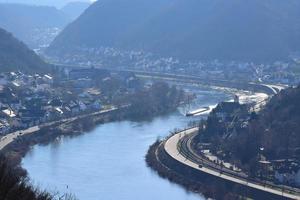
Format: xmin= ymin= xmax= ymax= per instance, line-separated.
xmin=47 ymin=46 xmax=300 ymax=86
xmin=0 ymin=68 xmax=142 ymax=136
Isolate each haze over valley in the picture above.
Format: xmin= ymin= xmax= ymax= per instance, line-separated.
xmin=0 ymin=1 xmax=300 ymax=200
xmin=0 ymin=1 xmax=91 ymax=50
xmin=48 ymin=0 xmax=300 ymax=62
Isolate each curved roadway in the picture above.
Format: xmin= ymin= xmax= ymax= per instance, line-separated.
xmin=0 ymin=107 xmax=120 ymax=151
xmin=164 ymin=128 xmax=300 ymax=200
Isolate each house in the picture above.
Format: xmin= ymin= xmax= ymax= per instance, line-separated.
xmin=69 ymin=101 xmax=80 ymax=115
xmin=78 ymin=101 xmax=87 ymax=111
xmin=1 ymin=108 xmax=16 ymax=118
xmin=86 ymin=88 xmax=101 ymax=97
xmin=0 ymin=107 xmax=23 ymax=129
xmin=272 ymin=159 xmax=300 ymax=186
xmin=8 ymin=72 xmax=17 ymax=80
xmin=54 ymin=107 xmax=64 ymax=115
xmin=43 ymin=75 xmax=53 ymax=85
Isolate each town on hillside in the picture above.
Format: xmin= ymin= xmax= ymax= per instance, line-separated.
xmin=0 ymin=68 xmax=181 ymax=136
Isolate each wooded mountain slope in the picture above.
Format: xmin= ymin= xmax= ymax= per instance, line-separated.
xmin=48 ymin=0 xmax=300 ymax=62
xmin=196 ymin=85 xmax=300 ymax=168
xmin=0 ymin=28 xmax=49 ymax=73
xmin=0 ymin=3 xmax=70 ymax=48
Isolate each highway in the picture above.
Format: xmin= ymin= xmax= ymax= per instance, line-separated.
xmin=0 ymin=126 xmax=40 ymax=150
xmin=132 ymin=72 xmax=281 ymax=95
xmin=0 ymin=107 xmax=120 ymax=151
xmin=52 ymin=63 xmax=285 ymax=96
xmin=164 ymin=128 xmax=300 ymax=200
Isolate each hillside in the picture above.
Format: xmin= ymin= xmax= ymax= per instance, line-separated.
xmin=237 ymin=86 xmax=300 ymax=161
xmin=194 ymin=85 xmax=300 ymax=181
xmin=0 ymin=28 xmax=50 ymax=73
xmin=47 ymin=0 xmax=300 ymax=62
xmin=0 ymin=3 xmax=70 ymax=48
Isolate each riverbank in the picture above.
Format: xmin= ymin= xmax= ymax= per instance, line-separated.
xmin=146 ymin=140 xmax=242 ymax=199
xmin=146 ymin=129 xmax=298 ymax=200
xmin=3 ymin=83 xmax=272 ymax=199
xmin=144 ymin=86 xmax=300 ymax=200
xmin=1 ymin=107 xmax=127 ymax=171
xmin=22 ymin=111 xmax=207 ymax=200
xmin=1 ymin=96 xmax=185 ymax=173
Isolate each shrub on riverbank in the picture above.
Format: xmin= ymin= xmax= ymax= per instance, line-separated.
xmin=127 ymin=82 xmax=185 ymax=119
xmin=0 ymin=155 xmax=77 ymax=200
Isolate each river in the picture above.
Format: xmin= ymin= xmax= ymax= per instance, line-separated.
xmin=22 ymin=87 xmax=231 ymax=200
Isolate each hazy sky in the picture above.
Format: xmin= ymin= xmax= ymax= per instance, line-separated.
xmin=0 ymin=0 xmax=96 ymax=8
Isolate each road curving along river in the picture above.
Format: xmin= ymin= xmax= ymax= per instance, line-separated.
xmin=22 ymin=88 xmax=231 ymax=200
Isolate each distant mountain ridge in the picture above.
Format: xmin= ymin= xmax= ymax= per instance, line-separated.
xmin=48 ymin=0 xmax=300 ymax=62
xmin=0 ymin=27 xmax=49 ymax=73
xmin=0 ymin=0 xmax=91 ymax=8
xmin=61 ymin=1 xmax=91 ymax=20
xmin=0 ymin=3 xmax=70 ymax=48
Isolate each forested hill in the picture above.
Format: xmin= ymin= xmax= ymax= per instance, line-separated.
xmin=254 ymin=86 xmax=300 ymax=160
xmin=196 ymin=85 xmax=300 ymax=169
xmin=61 ymin=1 xmax=91 ymax=20
xmin=0 ymin=28 xmax=50 ymax=73
xmin=47 ymin=0 xmax=300 ymax=62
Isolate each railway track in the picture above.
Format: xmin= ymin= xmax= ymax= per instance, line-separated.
xmin=176 ymin=132 xmax=300 ymax=198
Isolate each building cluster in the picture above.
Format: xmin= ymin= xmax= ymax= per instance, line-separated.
xmin=47 ymin=46 xmax=300 ymax=86
xmin=259 ymin=159 xmax=300 ymax=186
xmin=0 ymin=68 xmax=144 ymax=136
xmin=0 ymin=71 xmax=102 ymax=135
xmin=31 ymin=27 xmax=61 ymax=53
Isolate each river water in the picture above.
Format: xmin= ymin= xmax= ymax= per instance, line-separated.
xmin=22 ymin=88 xmax=231 ymax=200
